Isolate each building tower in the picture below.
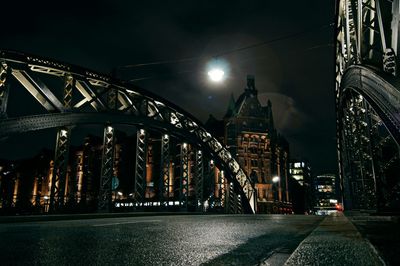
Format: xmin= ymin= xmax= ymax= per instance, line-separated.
xmin=206 ymin=75 xmax=291 ymax=213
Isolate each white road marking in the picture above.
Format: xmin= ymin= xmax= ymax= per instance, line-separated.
xmin=92 ymin=219 xmax=161 ymax=227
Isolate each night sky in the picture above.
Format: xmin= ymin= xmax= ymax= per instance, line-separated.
xmin=1 ymin=0 xmax=337 ymax=175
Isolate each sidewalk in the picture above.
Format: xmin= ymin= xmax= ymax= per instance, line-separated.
xmin=284 ymin=212 xmax=385 ymax=266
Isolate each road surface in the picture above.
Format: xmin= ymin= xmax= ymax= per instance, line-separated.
xmin=0 ymin=214 xmax=323 ymax=265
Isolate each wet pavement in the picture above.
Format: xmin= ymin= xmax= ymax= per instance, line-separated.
xmin=0 ymin=214 xmax=323 ymax=266
xmin=285 ymin=213 xmax=384 ymax=266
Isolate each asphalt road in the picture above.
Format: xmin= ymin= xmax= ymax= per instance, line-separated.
xmin=0 ymin=214 xmax=323 ymax=266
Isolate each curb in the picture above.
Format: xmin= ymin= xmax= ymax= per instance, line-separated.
xmin=283 ymin=213 xmax=386 ymax=266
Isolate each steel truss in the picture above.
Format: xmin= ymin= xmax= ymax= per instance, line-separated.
xmin=0 ymin=50 xmax=256 ymax=213
xmin=337 ymin=0 xmax=400 ymax=211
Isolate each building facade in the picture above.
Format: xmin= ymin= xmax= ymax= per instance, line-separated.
xmin=314 ymin=174 xmax=338 ymax=215
xmin=206 ymin=75 xmax=291 ymax=213
xmin=289 ymin=160 xmax=313 ymax=214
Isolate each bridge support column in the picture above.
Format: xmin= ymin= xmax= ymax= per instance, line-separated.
xmin=134 ymin=128 xmax=147 ymax=205
xmin=179 ymin=143 xmax=189 ymax=210
xmin=194 ymin=149 xmax=204 ymax=211
xmin=159 ymin=134 xmax=170 ymax=208
xmin=98 ymin=125 xmax=115 ymax=212
xmin=226 ymin=182 xmax=236 ymax=214
xmin=49 ymin=75 xmax=74 ymax=212
xmin=49 ymin=127 xmax=71 ymax=211
xmin=219 ymin=170 xmax=226 ymax=208
xmin=0 ymin=62 xmax=10 ymax=118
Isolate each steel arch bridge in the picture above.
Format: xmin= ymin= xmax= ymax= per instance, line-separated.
xmin=336 ymin=0 xmax=400 ymax=212
xmin=0 ymin=50 xmax=256 ymax=214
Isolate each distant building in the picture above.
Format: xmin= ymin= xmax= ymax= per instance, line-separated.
xmin=206 ymin=75 xmax=291 ymax=214
xmin=314 ymin=174 xmax=338 ymax=215
xmin=289 ymin=160 xmax=313 ymax=213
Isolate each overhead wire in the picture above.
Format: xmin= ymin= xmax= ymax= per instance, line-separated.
xmin=119 ymin=23 xmax=335 ymax=82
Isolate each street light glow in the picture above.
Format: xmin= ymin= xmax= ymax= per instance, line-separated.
xmin=208 ymin=68 xmax=225 ymax=82
xmin=272 ymin=176 xmax=280 ymax=183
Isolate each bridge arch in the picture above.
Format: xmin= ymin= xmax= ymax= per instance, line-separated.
xmin=0 ymin=50 xmax=256 ymax=213
xmin=336 ymin=0 xmax=400 ymax=212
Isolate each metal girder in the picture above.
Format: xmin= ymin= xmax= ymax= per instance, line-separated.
xmin=0 ymin=62 xmax=9 ymax=117
xmin=134 ymin=128 xmax=147 ymax=204
xmin=63 ymin=75 xmax=74 ymax=109
xmin=98 ymin=125 xmax=115 ymax=211
xmin=194 ymin=149 xmax=204 ymax=211
xmin=107 ymin=87 xmax=118 ymax=110
xmin=179 ymin=143 xmax=189 ymax=209
xmin=159 ymin=134 xmax=170 ymax=207
xmin=12 ymin=70 xmax=63 ymax=111
xmin=49 ymin=127 xmax=71 ymax=211
xmin=337 ymin=0 xmax=398 ymax=74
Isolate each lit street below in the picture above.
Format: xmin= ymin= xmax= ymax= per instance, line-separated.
xmin=0 ymin=215 xmax=323 ymax=265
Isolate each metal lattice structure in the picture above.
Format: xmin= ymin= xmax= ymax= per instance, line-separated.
xmin=336 ymin=0 xmax=400 ymax=211
xmin=194 ymin=149 xmax=204 ymax=211
xmin=98 ymin=125 xmax=115 ymax=211
xmin=160 ymin=134 xmax=170 ymax=207
xmin=135 ymin=129 xmax=147 ymax=204
xmin=179 ymin=143 xmax=189 ymax=209
xmin=49 ymin=127 xmax=71 ymax=211
xmin=0 ymin=50 xmax=256 ymax=213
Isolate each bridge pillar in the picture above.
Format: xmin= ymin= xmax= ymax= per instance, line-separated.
xmin=49 ymin=75 xmax=74 ymax=212
xmin=219 ymin=170 xmax=226 ymax=209
xmin=0 ymin=62 xmax=10 ymax=118
xmin=98 ymin=125 xmax=115 ymax=212
xmin=226 ymin=182 xmax=236 ymax=214
xmin=134 ymin=128 xmax=147 ymax=205
xmin=159 ymin=134 xmax=170 ymax=208
xmin=49 ymin=127 xmax=71 ymax=211
xmin=179 ymin=143 xmax=189 ymax=210
xmin=194 ymin=149 xmax=204 ymax=211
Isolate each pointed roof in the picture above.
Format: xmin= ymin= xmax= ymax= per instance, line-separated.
xmin=223 ymin=75 xmax=275 ymax=133
xmin=224 ymin=93 xmax=236 ymax=118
